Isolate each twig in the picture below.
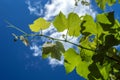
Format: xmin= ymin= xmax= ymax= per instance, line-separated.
xmin=24 ymin=33 xmax=96 ymax=52
xmin=106 ymin=55 xmax=120 ymax=65
xmin=5 ymin=20 xmax=27 ymax=34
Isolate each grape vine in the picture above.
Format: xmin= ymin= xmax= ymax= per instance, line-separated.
xmin=8 ymin=0 xmax=120 ymax=80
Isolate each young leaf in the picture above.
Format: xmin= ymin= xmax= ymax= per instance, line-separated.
xmin=29 ymin=18 xmax=50 ymax=32
xmin=82 ymin=15 xmax=97 ymax=34
xmin=68 ymin=13 xmax=81 ymax=36
xmin=42 ymin=41 xmax=65 ymax=60
xmin=119 ymin=0 xmax=120 ymax=3
xmin=64 ymin=48 xmax=91 ymax=79
xmin=64 ymin=48 xmax=80 ymax=73
xmin=76 ymin=60 xmax=90 ymax=79
xmin=53 ymin=12 xmax=81 ymax=36
xmin=88 ymin=63 xmax=103 ymax=79
xmin=56 ymin=41 xmax=65 ymax=53
xmin=97 ymin=63 xmax=111 ymax=80
xmin=96 ymin=0 xmax=117 ymax=10
xmin=95 ymin=0 xmax=107 ymax=10
xmin=53 ymin=12 xmax=68 ymax=32
xmin=96 ymin=12 xmax=115 ymax=32
xmin=96 ymin=13 xmax=111 ymax=24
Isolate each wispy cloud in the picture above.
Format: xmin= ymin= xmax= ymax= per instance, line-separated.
xmin=48 ymin=56 xmax=64 ymax=67
xmin=44 ymin=0 xmax=96 ymax=20
xmin=26 ymin=0 xmax=44 ymax=16
xmin=26 ymin=0 xmax=97 ymax=66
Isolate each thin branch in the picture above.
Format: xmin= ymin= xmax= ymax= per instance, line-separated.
xmin=5 ymin=20 xmax=27 ymax=34
xmin=24 ymin=33 xmax=95 ymax=52
xmin=106 ymin=55 xmax=120 ymax=65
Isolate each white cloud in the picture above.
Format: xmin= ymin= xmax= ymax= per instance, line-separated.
xmin=48 ymin=56 xmax=64 ymax=67
xmin=26 ymin=0 xmax=44 ymax=16
xmin=44 ymin=0 xmax=96 ymax=20
xmin=26 ymin=0 xmax=96 ymax=18
xmin=26 ymin=0 xmax=97 ymax=66
xmin=30 ymin=44 xmax=42 ymax=56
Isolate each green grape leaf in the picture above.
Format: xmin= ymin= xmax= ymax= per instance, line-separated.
xmin=105 ymin=35 xmax=120 ymax=49
xmin=82 ymin=15 xmax=97 ymax=34
xmin=42 ymin=42 xmax=56 ymax=58
xmin=64 ymin=62 xmax=75 ymax=74
xmin=119 ymin=0 xmax=120 ymax=3
xmin=95 ymin=0 xmax=107 ymax=10
xmin=88 ymin=63 xmax=103 ymax=79
xmin=76 ymin=60 xmax=90 ymax=79
xmin=97 ymin=12 xmax=115 ymax=32
xmin=53 ymin=12 xmax=81 ymax=36
xmin=96 ymin=23 xmax=105 ymax=37
xmin=64 ymin=48 xmax=91 ymax=79
xmin=42 ymin=41 xmax=65 ymax=60
xmin=68 ymin=13 xmax=81 ymax=36
xmin=53 ymin=12 xmax=68 ymax=32
xmin=80 ymin=36 xmax=96 ymax=50
xmin=80 ymin=49 xmax=93 ymax=62
xmin=114 ymin=20 xmax=120 ymax=28
xmin=95 ymin=0 xmax=117 ymax=10
xmin=96 ymin=13 xmax=111 ymax=24
xmin=111 ymin=20 xmax=120 ymax=31
xmin=107 ymin=0 xmax=116 ymax=6
xmin=56 ymin=41 xmax=65 ymax=53
xmin=113 ymin=63 xmax=120 ymax=70
xmin=97 ymin=63 xmax=111 ymax=80
xmin=107 ymin=47 xmax=117 ymax=57
xmin=64 ymin=48 xmax=80 ymax=73
xmin=29 ymin=18 xmax=50 ymax=32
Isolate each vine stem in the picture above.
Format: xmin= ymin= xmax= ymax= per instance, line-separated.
xmin=7 ymin=23 xmax=120 ymax=64
xmin=5 ymin=21 xmax=95 ymax=52
xmin=5 ymin=20 xmax=27 ymax=34
xmin=106 ymin=55 xmax=120 ymax=65
xmin=24 ymin=33 xmax=96 ymax=52
xmin=24 ymin=34 xmax=120 ymax=64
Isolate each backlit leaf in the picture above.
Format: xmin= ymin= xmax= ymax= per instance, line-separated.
xmin=53 ymin=12 xmax=68 ymax=32
xmin=96 ymin=13 xmax=111 ymax=24
xmin=53 ymin=12 xmax=81 ymax=36
xmin=82 ymin=15 xmax=97 ymax=34
xmin=42 ymin=41 xmax=65 ymax=60
xmin=76 ymin=60 xmax=90 ymax=79
xmin=95 ymin=0 xmax=117 ymax=10
xmin=29 ymin=18 xmax=50 ymax=32
xmin=64 ymin=48 xmax=91 ymax=79
xmin=68 ymin=13 xmax=81 ymax=36
xmin=96 ymin=12 xmax=115 ymax=33
xmin=97 ymin=63 xmax=111 ymax=80
xmin=64 ymin=48 xmax=80 ymax=73
xmin=95 ymin=0 xmax=107 ymax=10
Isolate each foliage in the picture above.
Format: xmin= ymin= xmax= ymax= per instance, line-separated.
xmin=42 ymin=41 xmax=65 ymax=60
xmin=29 ymin=18 xmax=50 ymax=32
xmin=9 ymin=0 xmax=120 ymax=80
xmin=53 ymin=12 xmax=81 ymax=36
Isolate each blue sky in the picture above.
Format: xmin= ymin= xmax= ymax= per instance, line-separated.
xmin=0 ymin=0 xmax=85 ymax=80
xmin=0 ymin=0 xmax=120 ymax=80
